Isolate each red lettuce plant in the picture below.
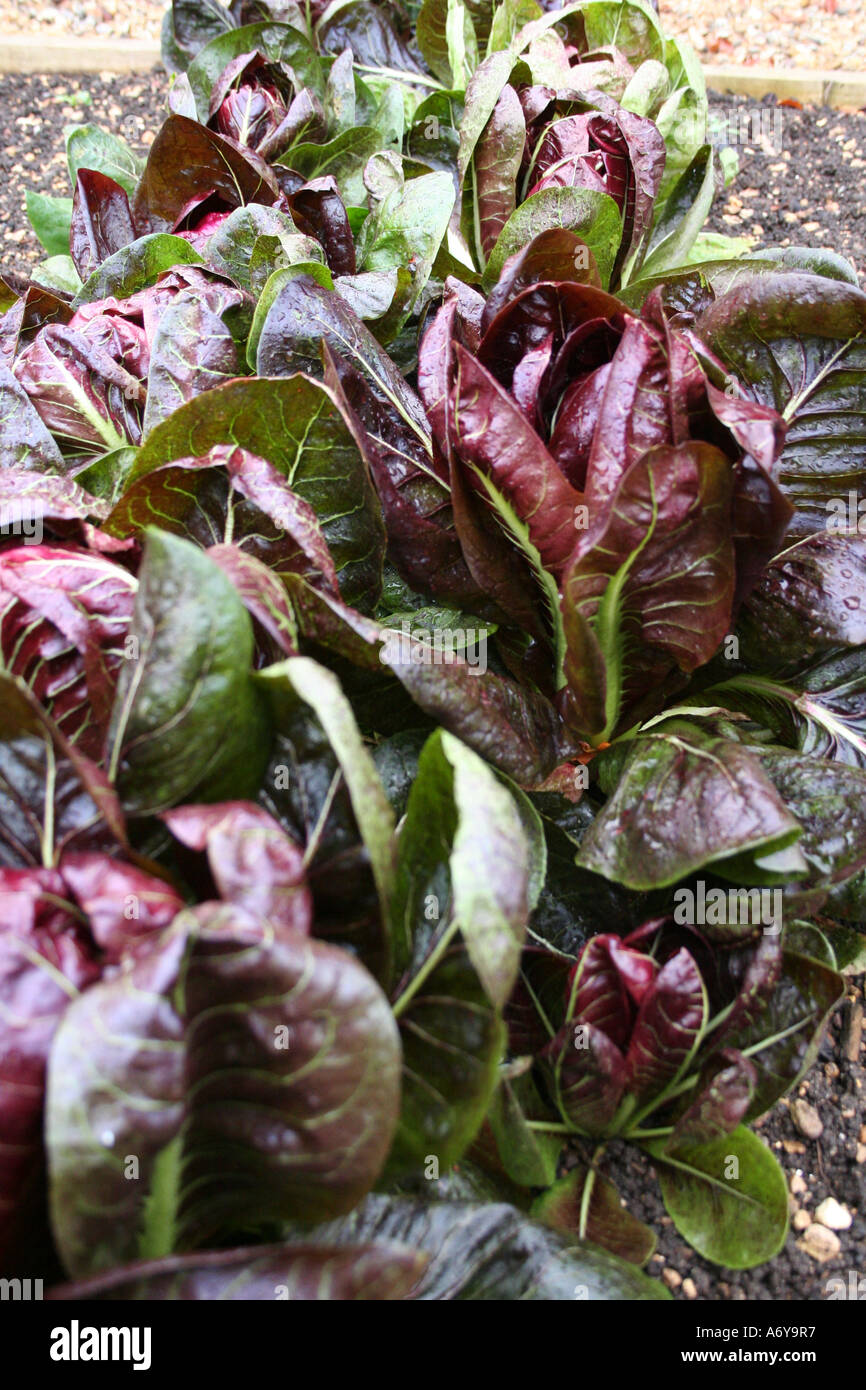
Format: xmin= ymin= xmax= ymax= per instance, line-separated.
xmin=6 ymin=270 xmax=247 ymax=460
xmin=493 ymin=918 xmax=842 ymax=1268
xmin=416 ymin=243 xmax=790 ymax=743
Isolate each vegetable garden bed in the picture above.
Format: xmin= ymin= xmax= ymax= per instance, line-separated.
xmin=0 ymin=0 xmax=864 ymax=1304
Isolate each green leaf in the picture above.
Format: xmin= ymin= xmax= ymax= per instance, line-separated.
xmin=31 ymin=256 xmax=82 ymax=297
xmin=418 ymin=0 xmax=460 ymax=86
xmin=203 ymin=204 xmax=325 ymax=296
xmin=654 ymin=86 xmax=704 ymax=207
xmin=686 ymin=230 xmax=754 ymax=263
xmin=74 ymin=446 xmax=139 ymax=506
xmin=325 ymin=46 xmax=357 ymax=133
xmin=698 ymin=273 xmax=866 ymax=538
xmin=66 ymin=124 xmax=142 ymax=198
xmin=25 ymin=192 xmax=73 ymax=258
xmin=269 ymin=572 xmax=563 ymax=788
xmin=417 ymin=0 xmax=479 ymax=88
xmin=369 ymin=81 xmax=406 ymax=149
xmin=456 ymin=49 xmax=517 ymax=189
xmin=785 ymin=921 xmax=837 ymax=970
xmin=163 ymin=0 xmax=235 ymax=72
xmin=736 ymin=534 xmax=866 ymax=672
xmin=824 ymin=924 xmax=866 ymax=974
xmin=488 ymin=1066 xmax=561 ymax=1187
xmin=721 ymin=950 xmax=844 ymax=1118
xmin=758 ymin=747 xmax=866 ymax=903
xmin=482 ymin=188 xmax=622 ymax=291
xmin=391 ymin=728 xmax=530 ymax=999
xmin=256 ymin=657 xmax=397 ymax=926
xmin=73 ymin=235 xmax=203 ymax=306
xmin=571 ymin=0 xmax=666 ymax=65
xmin=717 ymin=659 xmax=866 ymax=781
xmin=253 ymin=276 xmax=432 ymax=465
xmin=649 ymin=1126 xmax=789 ymax=1269
xmin=356 ymin=170 xmax=455 ymax=324
xmin=749 ymin=244 xmax=860 ymax=285
xmin=51 ymin=1242 xmax=427 ymax=1301
xmin=130 ymin=377 xmax=386 ymax=612
xmin=106 ymin=530 xmax=271 ymax=816
xmin=576 ymin=722 xmax=804 ymax=890
xmin=247 ymin=263 xmax=335 ymax=369
xmin=621 ymin=58 xmax=670 ymax=117
xmin=488 ymin=0 xmax=542 ymax=52
xmin=385 ymin=729 xmax=531 ymax=1173
xmin=282 ymin=128 xmax=385 ymax=204
xmin=47 ymin=906 xmax=401 ymax=1277
xmin=305 ymin=1193 xmax=670 ymax=1298
xmin=639 ymin=145 xmax=715 ymax=280
xmin=532 ymin=1166 xmax=657 ymax=1265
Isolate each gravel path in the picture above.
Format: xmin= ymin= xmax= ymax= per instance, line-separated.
xmin=660 ymin=0 xmax=865 ymax=74
xmin=0 ymin=1 xmax=864 ymax=73
xmin=0 ymin=0 xmax=164 ymax=41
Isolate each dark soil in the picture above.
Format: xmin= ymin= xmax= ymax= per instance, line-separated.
xmin=607 ymin=981 xmax=866 ymax=1301
xmin=705 ymin=91 xmax=866 ymax=280
xmin=0 ymin=68 xmax=168 ymax=281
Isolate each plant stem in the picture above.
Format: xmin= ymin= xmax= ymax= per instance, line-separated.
xmin=392 ymin=918 xmax=460 ymax=1019
xmin=579 ymin=1145 xmax=605 ymax=1240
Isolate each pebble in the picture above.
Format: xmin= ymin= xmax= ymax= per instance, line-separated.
xmin=815 ymin=1197 xmax=853 ymax=1230
xmin=790 ymin=1173 xmax=808 ymax=1195
xmin=798 ymin=1224 xmax=842 ymax=1261
xmin=662 ymin=1268 xmax=683 ymax=1290
xmin=791 ymin=1100 xmax=823 ymax=1139
xmin=682 ymin=1278 xmax=698 ymax=1300
xmin=792 ymin=1210 xmax=812 ymax=1230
